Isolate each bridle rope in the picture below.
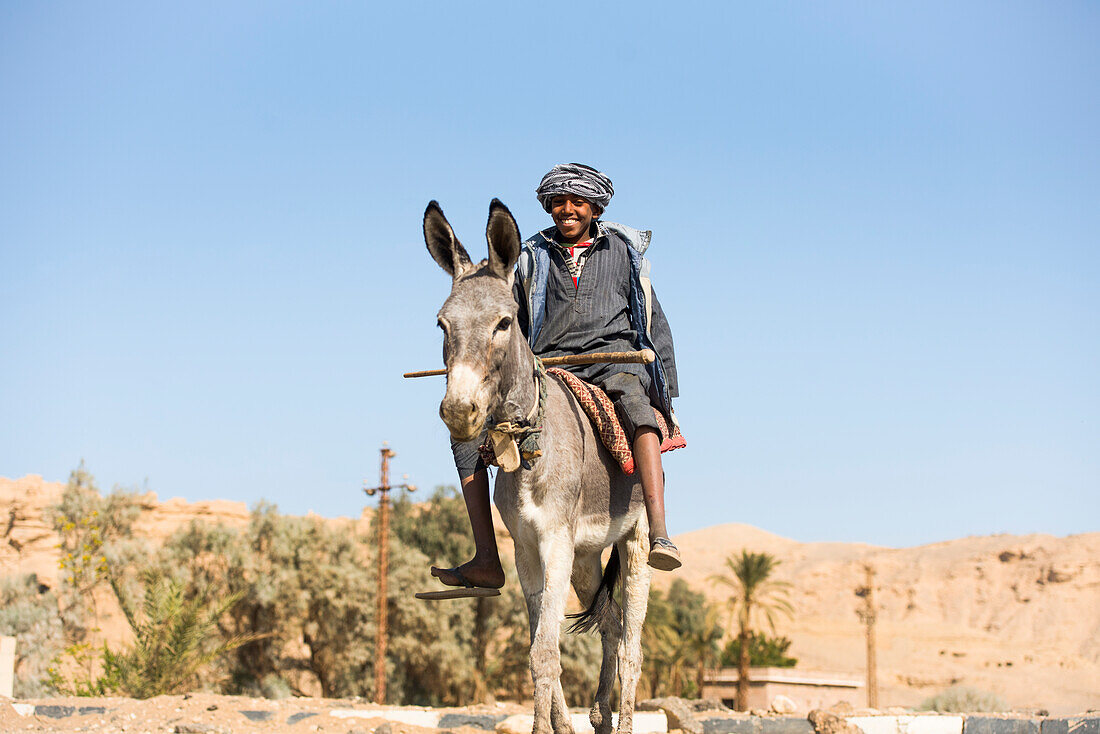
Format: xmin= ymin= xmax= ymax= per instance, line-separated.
xmin=485 ymin=359 xmax=547 ymax=472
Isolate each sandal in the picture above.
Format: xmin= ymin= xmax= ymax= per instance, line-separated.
xmin=648 ymin=537 xmax=682 ymax=571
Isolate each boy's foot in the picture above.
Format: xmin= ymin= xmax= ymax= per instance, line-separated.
xmin=648 ymin=537 xmax=682 ymax=571
xmin=430 ymin=560 xmax=505 ymax=590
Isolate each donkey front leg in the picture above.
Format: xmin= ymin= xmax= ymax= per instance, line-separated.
xmin=530 ymin=530 xmax=577 ymax=734
xmin=615 ymin=532 xmax=652 ymax=734
xmin=514 ymin=541 xmax=573 ymax=734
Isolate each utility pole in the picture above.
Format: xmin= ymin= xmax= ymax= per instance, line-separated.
xmin=855 ymin=563 xmax=879 ymax=708
xmin=364 ymin=442 xmax=415 ymax=704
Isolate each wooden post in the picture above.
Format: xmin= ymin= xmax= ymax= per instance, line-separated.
xmin=856 ymin=564 xmax=878 ymax=708
xmin=364 ymin=444 xmax=415 ymax=704
xmin=0 ymin=635 xmax=15 ymax=698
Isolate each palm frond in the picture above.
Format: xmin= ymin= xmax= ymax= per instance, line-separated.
xmin=99 ymin=575 xmax=268 ymax=698
xmin=710 ymin=550 xmax=795 ymax=636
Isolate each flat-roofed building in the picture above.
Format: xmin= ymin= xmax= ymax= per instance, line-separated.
xmin=702 ymin=667 xmax=864 ymax=711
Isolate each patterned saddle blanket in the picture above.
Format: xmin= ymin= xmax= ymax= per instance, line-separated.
xmin=545 ymin=367 xmax=686 ymax=475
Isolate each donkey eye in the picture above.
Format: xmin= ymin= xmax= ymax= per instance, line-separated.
xmin=496 ymin=317 xmax=512 ymax=332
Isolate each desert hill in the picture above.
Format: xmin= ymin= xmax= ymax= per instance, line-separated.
xmin=2 ymin=474 xmax=1097 ymax=713
xmin=667 ymin=523 xmax=1100 ymax=713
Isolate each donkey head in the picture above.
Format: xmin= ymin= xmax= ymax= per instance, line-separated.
xmin=424 ymin=199 xmax=522 ymax=441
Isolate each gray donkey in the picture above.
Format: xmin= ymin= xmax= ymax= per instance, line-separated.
xmin=423 ymin=199 xmax=653 ymax=734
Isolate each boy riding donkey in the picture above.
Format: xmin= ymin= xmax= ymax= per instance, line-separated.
xmin=428 ymin=163 xmax=683 ymax=597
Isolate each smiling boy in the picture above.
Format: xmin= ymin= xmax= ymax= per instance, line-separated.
xmin=430 ymin=163 xmax=681 ymax=593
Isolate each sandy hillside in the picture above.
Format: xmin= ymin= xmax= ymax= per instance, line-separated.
xmin=666 ymin=523 xmax=1100 ymax=713
xmin=2 ymin=475 xmax=1098 ymax=713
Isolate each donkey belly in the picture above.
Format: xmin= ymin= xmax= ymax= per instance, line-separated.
xmin=573 ymin=435 xmax=647 ymax=556
xmin=573 ymin=502 xmax=645 ymax=556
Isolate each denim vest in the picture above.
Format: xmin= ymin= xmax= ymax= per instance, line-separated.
xmin=516 ymin=222 xmax=674 ymax=420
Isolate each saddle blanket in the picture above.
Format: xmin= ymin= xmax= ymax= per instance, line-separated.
xmin=546 ymin=367 xmax=686 ymax=475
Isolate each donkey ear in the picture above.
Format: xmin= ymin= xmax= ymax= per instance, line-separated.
xmin=486 ymin=198 xmax=521 ymax=280
xmin=424 ymin=201 xmax=473 ymax=278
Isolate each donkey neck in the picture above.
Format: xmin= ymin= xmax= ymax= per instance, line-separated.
xmin=491 ymin=326 xmax=540 ymax=426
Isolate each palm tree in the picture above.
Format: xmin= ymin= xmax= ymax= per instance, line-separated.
xmin=709 ymin=551 xmax=794 ymax=710
xmin=684 ymin=603 xmax=725 ymax=698
xmin=105 ymin=573 xmax=264 ymax=698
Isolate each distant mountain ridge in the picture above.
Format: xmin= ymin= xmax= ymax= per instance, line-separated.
xmin=2 ymin=474 xmax=1097 ymax=713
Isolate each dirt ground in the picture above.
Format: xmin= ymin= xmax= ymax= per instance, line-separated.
xmin=0 ymin=693 xmax=532 ymax=734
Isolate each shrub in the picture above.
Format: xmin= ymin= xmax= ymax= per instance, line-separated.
xmin=919 ymin=686 xmax=1008 ymax=713
xmin=0 ymin=574 xmax=64 ymax=697
xmin=48 ymin=462 xmax=145 ymax=644
xmin=719 ymin=631 xmax=798 ymax=668
xmin=101 ymin=573 xmax=261 ymax=698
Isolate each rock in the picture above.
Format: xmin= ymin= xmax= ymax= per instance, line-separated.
xmin=639 ymin=697 xmax=704 ymax=734
xmin=375 ymin=723 xmax=395 ymax=734
xmin=965 ymin=716 xmax=1041 ymax=734
xmin=694 ymin=699 xmax=732 ymax=713
xmin=238 ymin=710 xmax=274 ymax=722
xmin=174 ymin=725 xmax=216 ymax=734
xmin=439 ymin=713 xmax=508 ymax=730
xmin=808 ymin=710 xmax=862 ymax=734
xmin=751 ymin=711 xmax=770 ymax=718
xmin=702 ymin=717 xmax=759 ymax=734
xmin=761 ymin=719 xmax=815 ymax=734
xmin=286 ymin=712 xmax=319 ymax=725
xmin=771 ymin=696 xmax=798 ymax=715
xmin=1040 ymin=718 xmax=1100 ymax=734
xmin=77 ymin=706 xmax=108 ymax=715
xmin=827 ymin=703 xmax=855 ymax=716
xmin=496 ymin=714 xmax=534 ymax=734
xmin=34 ymin=706 xmax=75 ymax=719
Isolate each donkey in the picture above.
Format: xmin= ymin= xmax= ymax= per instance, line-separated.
xmin=423 ymin=199 xmax=653 ymax=734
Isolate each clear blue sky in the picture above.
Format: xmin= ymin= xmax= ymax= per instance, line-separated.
xmin=2 ymin=2 xmax=1096 ymax=547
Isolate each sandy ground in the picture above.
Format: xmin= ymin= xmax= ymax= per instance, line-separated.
xmin=0 ymin=694 xmax=531 ymax=734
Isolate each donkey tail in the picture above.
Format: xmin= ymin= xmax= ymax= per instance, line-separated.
xmin=566 ymin=546 xmax=622 ymax=635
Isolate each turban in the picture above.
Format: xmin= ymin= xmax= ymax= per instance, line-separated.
xmin=535 ymin=163 xmax=614 ymax=214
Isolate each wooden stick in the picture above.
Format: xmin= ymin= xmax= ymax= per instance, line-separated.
xmin=403 ymin=349 xmax=656 ymax=379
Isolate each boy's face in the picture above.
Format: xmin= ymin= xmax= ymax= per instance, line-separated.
xmin=550 ymin=194 xmax=600 ymax=244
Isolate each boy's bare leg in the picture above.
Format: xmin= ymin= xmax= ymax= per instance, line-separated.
xmin=431 ymin=469 xmax=506 ymax=588
xmin=633 ymin=427 xmax=682 ymax=571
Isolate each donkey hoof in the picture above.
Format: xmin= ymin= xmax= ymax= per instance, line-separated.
xmin=590 ymin=705 xmax=612 ymax=734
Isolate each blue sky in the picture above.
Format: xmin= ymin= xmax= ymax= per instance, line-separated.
xmin=1 ymin=2 xmax=1096 ymax=547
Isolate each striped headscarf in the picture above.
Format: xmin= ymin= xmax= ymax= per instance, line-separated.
xmin=535 ymin=163 xmax=614 ymax=213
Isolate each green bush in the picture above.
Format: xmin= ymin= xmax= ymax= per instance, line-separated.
xmin=99 ymin=573 xmax=260 ymax=698
xmin=46 ymin=573 xmax=259 ymax=699
xmin=0 ymin=574 xmax=64 ymax=697
xmin=49 ymin=462 xmax=145 ymax=645
xmin=719 ymin=631 xmax=798 ymax=668
xmin=642 ymin=579 xmax=724 ymax=698
xmin=919 ymin=686 xmax=1008 ymax=713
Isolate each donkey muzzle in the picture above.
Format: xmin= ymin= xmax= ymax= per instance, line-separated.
xmin=439 ymin=398 xmax=487 ymax=442
xmin=439 ymin=363 xmax=490 ymax=441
